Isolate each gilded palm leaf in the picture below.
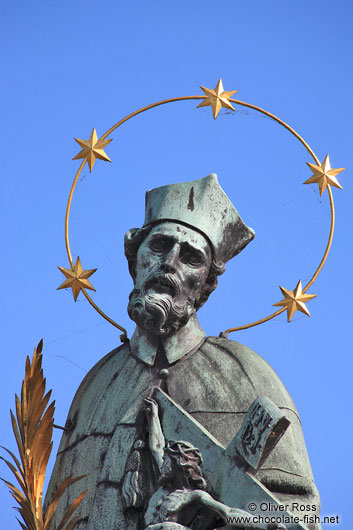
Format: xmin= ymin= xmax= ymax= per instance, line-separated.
xmin=1 ymin=340 xmax=87 ymax=530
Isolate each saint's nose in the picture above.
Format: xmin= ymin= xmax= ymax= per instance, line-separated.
xmin=161 ymin=245 xmax=179 ymax=274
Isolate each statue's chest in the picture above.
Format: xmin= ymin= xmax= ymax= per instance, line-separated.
xmin=144 ymin=488 xmax=191 ymax=525
xmin=165 ymin=348 xmax=256 ymax=446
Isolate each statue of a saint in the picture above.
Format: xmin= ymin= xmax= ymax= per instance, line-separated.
xmin=45 ymin=174 xmax=320 ymax=529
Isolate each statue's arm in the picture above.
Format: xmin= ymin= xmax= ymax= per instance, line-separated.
xmin=145 ymin=521 xmax=191 ymax=530
xmin=192 ymin=490 xmax=275 ymax=529
xmin=145 ymin=397 xmax=165 ymax=471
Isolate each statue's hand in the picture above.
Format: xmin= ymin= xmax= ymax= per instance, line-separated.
xmin=145 ymin=397 xmax=159 ymax=417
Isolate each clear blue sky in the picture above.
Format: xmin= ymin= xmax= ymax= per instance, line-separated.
xmin=1 ymin=1 xmax=352 ymax=528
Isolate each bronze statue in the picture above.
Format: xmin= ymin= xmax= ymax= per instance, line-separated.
xmin=143 ymin=397 xmax=286 ymax=530
xmin=45 ymin=174 xmax=320 ymax=529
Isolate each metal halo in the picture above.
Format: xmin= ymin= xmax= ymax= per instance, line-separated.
xmin=64 ymin=94 xmax=335 ymax=341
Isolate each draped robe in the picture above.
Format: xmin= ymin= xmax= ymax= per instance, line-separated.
xmin=45 ymin=335 xmax=320 ymax=530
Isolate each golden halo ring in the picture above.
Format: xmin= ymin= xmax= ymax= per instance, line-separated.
xmin=64 ymin=95 xmax=334 ymax=342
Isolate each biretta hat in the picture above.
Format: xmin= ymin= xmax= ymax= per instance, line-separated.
xmin=143 ymin=174 xmax=254 ymax=263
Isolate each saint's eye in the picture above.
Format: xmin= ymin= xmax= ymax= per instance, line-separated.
xmin=149 ymin=237 xmax=170 ymax=252
xmin=180 ymin=250 xmax=204 ymax=267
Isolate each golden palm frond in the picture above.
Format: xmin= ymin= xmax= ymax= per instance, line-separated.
xmin=1 ymin=340 xmax=87 ymax=530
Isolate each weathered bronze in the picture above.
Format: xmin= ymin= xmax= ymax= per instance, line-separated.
xmin=141 ymin=395 xmax=289 ymax=530
xmin=48 ymin=175 xmax=322 ymax=530
xmin=58 ymin=81 xmax=343 ymax=336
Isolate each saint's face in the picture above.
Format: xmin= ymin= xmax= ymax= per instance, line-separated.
xmin=134 ymin=222 xmax=212 ymax=308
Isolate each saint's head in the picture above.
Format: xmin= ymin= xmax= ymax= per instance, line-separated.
xmin=125 ymin=174 xmax=254 ymax=337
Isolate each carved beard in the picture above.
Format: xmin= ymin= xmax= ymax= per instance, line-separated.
xmin=127 ymin=272 xmax=195 ymax=336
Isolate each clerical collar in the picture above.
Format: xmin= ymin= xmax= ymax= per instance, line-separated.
xmin=130 ymin=313 xmax=206 ymax=366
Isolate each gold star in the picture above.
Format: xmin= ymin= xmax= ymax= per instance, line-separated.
xmin=57 ymin=257 xmax=97 ymax=301
xmin=73 ymin=128 xmax=112 ymax=171
xmin=273 ymin=280 xmax=317 ymax=322
xmin=197 ymin=78 xmax=238 ymax=119
xmin=303 ymin=154 xmax=344 ymax=196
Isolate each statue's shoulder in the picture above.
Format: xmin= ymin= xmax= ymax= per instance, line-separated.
xmin=203 ymin=335 xmax=273 ymax=370
xmin=204 ymin=335 xmax=259 ymax=355
xmin=200 ymin=336 xmax=296 ymax=409
xmin=68 ymin=341 xmax=132 ymax=409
